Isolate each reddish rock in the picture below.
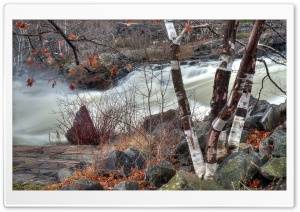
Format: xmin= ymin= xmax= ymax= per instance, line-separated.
xmin=65 ymin=105 xmax=100 ymax=145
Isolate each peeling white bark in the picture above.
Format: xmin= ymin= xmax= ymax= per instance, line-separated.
xmin=212 ymin=118 xmax=226 ymax=131
xmin=171 ymin=61 xmax=180 ymax=70
xmin=204 ymin=163 xmax=219 ymax=180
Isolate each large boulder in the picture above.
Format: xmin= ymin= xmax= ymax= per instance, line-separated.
xmin=215 ymin=152 xmax=261 ymax=190
xmin=258 ymin=106 xmax=281 ymax=132
xmin=65 ymin=105 xmax=100 ymax=145
xmin=160 ymin=171 xmax=224 ymax=190
xmin=259 ymin=157 xmax=286 ymax=180
xmin=60 ymin=178 xmax=104 ymax=190
xmin=95 ymin=150 xmax=132 ymax=177
xmin=124 ymin=147 xmax=146 ymax=170
xmin=145 ymin=161 xmax=176 ymax=187
xmin=113 ymin=181 xmax=139 ymax=190
xmin=259 ymin=129 xmax=286 ymax=158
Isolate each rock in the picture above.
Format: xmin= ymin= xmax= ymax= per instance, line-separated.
xmin=56 ymin=168 xmax=74 ymax=182
xmin=259 ymin=129 xmax=286 ymax=158
xmin=143 ymin=109 xmax=182 ymax=133
xmin=240 ymin=130 xmax=249 ymax=143
xmin=266 ymin=178 xmax=286 ymax=190
xmin=124 ymin=147 xmax=146 ymax=170
xmin=179 ymin=166 xmax=194 ymax=172
xmin=244 ymin=113 xmax=263 ymax=129
xmin=65 ymin=105 xmax=100 ymax=145
xmin=145 ymin=161 xmax=176 ymax=187
xmin=113 ymin=181 xmax=139 ymax=190
xmin=160 ymin=171 xmax=224 ymax=190
xmin=248 ymin=95 xmax=269 ymax=115
xmin=258 ymin=106 xmax=281 ymax=132
xmin=60 ymin=178 xmax=104 ymax=190
xmin=259 ymin=157 xmax=286 ymax=180
xmin=96 ymin=150 xmax=132 ymax=177
xmin=278 ymin=101 xmax=287 ymax=122
xmin=238 ymin=143 xmax=253 ymax=154
xmin=215 ymin=152 xmax=261 ymax=190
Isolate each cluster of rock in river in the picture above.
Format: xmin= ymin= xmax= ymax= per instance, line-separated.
xmin=13 ymin=95 xmax=287 ymax=190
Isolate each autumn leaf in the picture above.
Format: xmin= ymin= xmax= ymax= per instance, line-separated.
xmin=110 ymin=66 xmax=117 ymax=77
xmin=125 ymin=20 xmax=133 ymax=24
xmin=184 ymin=23 xmax=193 ymax=33
xmin=58 ymin=40 xmax=63 ymax=45
xmin=26 ymin=57 xmax=34 ymax=66
xmin=152 ymin=20 xmax=161 ymax=24
xmin=47 ymin=54 xmax=54 ymax=65
xmin=58 ymin=65 xmax=64 ymax=69
xmin=16 ymin=21 xmax=28 ymax=29
xmin=79 ymin=64 xmax=84 ymax=70
xmin=68 ymin=68 xmax=76 ymax=74
xmin=41 ymin=47 xmax=48 ymax=54
xmin=249 ymin=179 xmax=260 ymax=189
xmin=69 ymin=82 xmax=75 ymax=90
xmin=69 ymin=33 xmax=77 ymax=40
xmin=30 ymin=50 xmax=37 ymax=55
xmin=88 ymin=57 xmax=93 ymax=67
xmin=44 ymin=39 xmax=49 ymax=43
xmin=27 ymin=78 xmax=35 ymax=87
xmin=52 ymin=81 xmax=57 ymax=88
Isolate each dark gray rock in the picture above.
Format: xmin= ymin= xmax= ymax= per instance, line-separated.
xmin=160 ymin=171 xmax=224 ymax=190
xmin=145 ymin=161 xmax=176 ymax=187
xmin=267 ymin=178 xmax=286 ymax=190
xmin=244 ymin=113 xmax=263 ymax=129
xmin=96 ymin=150 xmax=132 ymax=177
xmin=259 ymin=157 xmax=286 ymax=180
xmin=60 ymin=178 xmax=104 ymax=190
xmin=259 ymin=129 xmax=286 ymax=158
xmin=258 ymin=106 xmax=281 ymax=132
xmin=215 ymin=152 xmax=261 ymax=190
xmin=124 ymin=147 xmax=146 ymax=170
xmin=113 ymin=181 xmax=139 ymax=190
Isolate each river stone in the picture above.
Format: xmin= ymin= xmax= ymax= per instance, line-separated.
xmin=259 ymin=129 xmax=286 ymax=158
xmin=145 ymin=161 xmax=176 ymax=187
xmin=215 ymin=152 xmax=261 ymax=190
xmin=113 ymin=181 xmax=139 ymax=190
xmin=60 ymin=178 xmax=104 ymax=190
xmin=160 ymin=171 xmax=224 ymax=190
xmin=258 ymin=106 xmax=281 ymax=132
xmin=259 ymin=157 xmax=286 ymax=180
xmin=123 ymin=147 xmax=146 ymax=170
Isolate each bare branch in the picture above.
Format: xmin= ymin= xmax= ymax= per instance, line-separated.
xmin=258 ymin=44 xmax=287 ymax=60
xmin=257 ymin=58 xmax=286 ymax=95
xmin=265 ymin=22 xmax=286 ymax=42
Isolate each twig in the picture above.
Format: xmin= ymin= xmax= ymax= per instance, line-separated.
xmin=258 ymin=44 xmax=286 ymax=60
xmin=265 ymin=22 xmax=286 ymax=42
xmin=257 ymin=58 xmax=287 ymax=95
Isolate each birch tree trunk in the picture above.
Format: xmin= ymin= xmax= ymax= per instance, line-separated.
xmin=165 ymin=21 xmax=206 ymax=178
xmin=204 ymin=20 xmax=266 ymax=180
xmin=227 ymin=49 xmax=257 ymax=153
xmin=210 ymin=20 xmax=238 ymax=122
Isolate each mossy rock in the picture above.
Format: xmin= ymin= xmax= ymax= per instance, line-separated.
xmin=160 ymin=171 xmax=224 ymax=190
xmin=259 ymin=157 xmax=286 ymax=180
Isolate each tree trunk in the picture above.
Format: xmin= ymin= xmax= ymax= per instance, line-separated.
xmin=204 ymin=20 xmax=266 ymax=180
xmin=228 ymin=49 xmax=257 ymax=153
xmin=165 ymin=21 xmax=206 ymax=177
xmin=210 ymin=20 xmax=238 ymax=121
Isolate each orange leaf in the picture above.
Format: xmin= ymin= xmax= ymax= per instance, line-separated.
xmin=58 ymin=40 xmax=63 ymax=45
xmin=47 ymin=54 xmax=54 ymax=65
xmin=41 ymin=47 xmax=48 ymax=54
xmin=16 ymin=22 xmax=23 ymax=27
xmin=44 ymin=39 xmax=49 ymax=43
xmin=152 ymin=20 xmax=161 ymax=24
xmin=249 ymin=179 xmax=260 ymax=189
xmin=69 ymin=33 xmax=77 ymax=40
xmin=184 ymin=23 xmax=193 ymax=33
xmin=30 ymin=50 xmax=37 ymax=55
xmin=16 ymin=21 xmax=28 ymax=29
xmin=68 ymin=68 xmax=76 ymax=74
xmin=125 ymin=20 xmax=133 ymax=24
xmin=26 ymin=78 xmax=35 ymax=87
xmin=88 ymin=57 xmax=93 ymax=67
xmin=58 ymin=65 xmax=64 ymax=69
xmin=26 ymin=57 xmax=34 ymax=66
xmin=69 ymin=82 xmax=75 ymax=90
xmin=110 ymin=66 xmax=118 ymax=77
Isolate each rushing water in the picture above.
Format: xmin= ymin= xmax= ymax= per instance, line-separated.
xmin=13 ymin=58 xmax=286 ymax=146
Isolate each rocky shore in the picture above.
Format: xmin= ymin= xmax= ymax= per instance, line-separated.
xmin=13 ymin=95 xmax=287 ymax=191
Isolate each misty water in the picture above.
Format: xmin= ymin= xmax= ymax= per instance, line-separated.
xmin=13 ymin=58 xmax=286 ymax=146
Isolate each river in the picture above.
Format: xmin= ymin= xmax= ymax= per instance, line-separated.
xmin=13 ymin=58 xmax=286 ymax=146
